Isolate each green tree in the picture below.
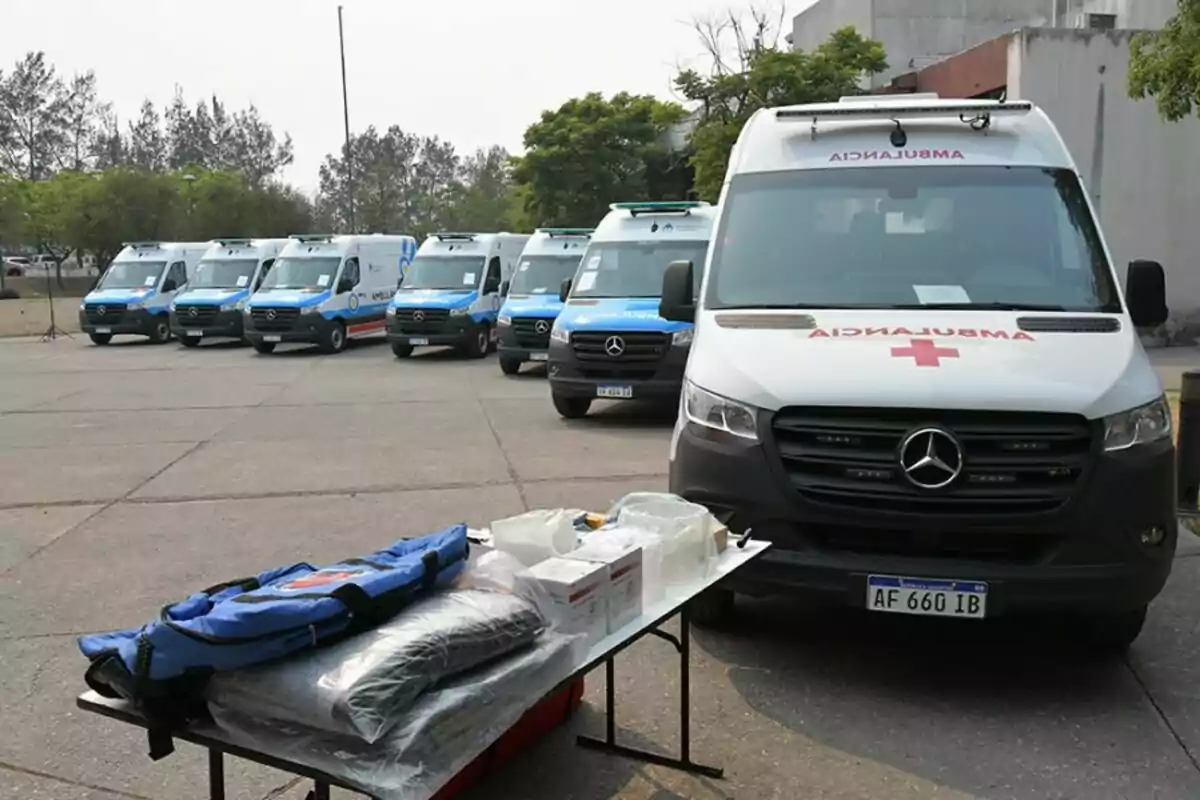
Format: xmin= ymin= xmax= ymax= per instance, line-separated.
xmin=676 ymin=13 xmax=886 ymax=200
xmin=443 ymin=146 xmax=522 ymax=232
xmin=512 ymin=92 xmax=688 ymax=228
xmin=1129 ymin=0 xmax=1200 ymax=121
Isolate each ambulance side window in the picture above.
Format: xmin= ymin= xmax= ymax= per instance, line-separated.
xmin=338 ymin=257 xmax=360 ymax=293
xmin=164 ymin=261 xmax=187 ymax=291
xmin=256 ymin=259 xmax=275 ymax=291
xmin=484 ymin=257 xmax=501 ymax=293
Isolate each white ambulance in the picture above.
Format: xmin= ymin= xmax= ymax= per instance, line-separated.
xmin=80 ymin=242 xmax=210 ymax=345
xmin=170 ymin=238 xmax=290 ymax=346
xmin=386 ymin=232 xmax=531 ymax=359
xmin=660 ymin=95 xmax=1174 ymax=652
xmin=243 ymin=234 xmax=418 ymax=355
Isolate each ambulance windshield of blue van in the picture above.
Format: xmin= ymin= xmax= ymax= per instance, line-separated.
xmin=400 ymin=255 xmax=486 ymax=291
xmin=571 ymin=241 xmax=708 ymax=299
xmin=705 ymin=166 xmax=1121 ymax=313
xmin=193 ymin=258 xmax=258 ymax=289
xmin=260 ymin=256 xmax=342 ymax=291
xmin=96 ymin=260 xmax=167 ymax=290
xmin=508 ymin=255 xmax=581 ymax=296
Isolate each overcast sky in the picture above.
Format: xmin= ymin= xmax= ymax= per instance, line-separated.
xmin=3 ymin=0 xmax=815 ymax=195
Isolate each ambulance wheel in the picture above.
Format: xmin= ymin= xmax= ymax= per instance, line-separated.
xmin=148 ymin=318 xmax=172 ymax=344
xmin=89 ymin=333 xmax=112 ymax=346
xmin=252 ymin=341 xmax=276 ymax=354
xmin=499 ymin=356 xmax=521 ymax=375
xmin=464 ymin=324 xmax=489 ymax=359
xmin=391 ymin=342 xmax=413 ymax=359
xmin=552 ymin=392 xmax=591 ymax=419
xmin=689 ymin=587 xmax=735 ymax=628
xmin=320 ymin=320 xmax=347 ymax=354
xmin=179 ymin=336 xmax=200 ymax=348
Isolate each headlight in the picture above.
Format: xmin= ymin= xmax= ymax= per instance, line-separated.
xmin=449 ymin=306 xmax=470 ymax=317
xmin=1103 ymin=396 xmax=1173 ymax=451
xmin=386 ymin=306 xmax=396 ymax=317
xmin=242 ymin=306 xmax=252 ymax=316
xmin=219 ymin=299 xmax=245 ymax=312
xmin=169 ymin=301 xmax=177 ymax=312
xmin=299 ymin=304 xmax=322 ymax=315
xmin=671 ymin=327 xmax=694 ymax=346
xmin=550 ymin=324 xmax=570 ymax=344
xmin=79 ymin=301 xmax=86 ymax=310
xmin=126 ymin=302 xmax=145 ymax=312
xmin=498 ymin=314 xmax=512 ymax=327
xmin=683 ymin=380 xmax=759 ymax=441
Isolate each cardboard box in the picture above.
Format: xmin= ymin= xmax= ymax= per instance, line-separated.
xmin=565 ymin=544 xmax=643 ymax=634
xmin=527 ymin=557 xmax=609 ymax=646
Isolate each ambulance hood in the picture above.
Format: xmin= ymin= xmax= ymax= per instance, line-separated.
xmin=85 ymin=287 xmax=156 ymax=303
xmin=248 ymin=289 xmax=329 ymax=308
xmin=556 ymin=298 xmax=691 ymax=333
xmin=176 ymin=287 xmax=247 ymax=304
xmin=390 ymin=289 xmax=477 ymax=310
xmin=502 ymin=293 xmax=563 ymax=317
xmin=688 ymin=310 xmax=1162 ymax=419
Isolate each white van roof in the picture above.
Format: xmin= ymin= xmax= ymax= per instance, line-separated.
xmin=592 ymin=201 xmax=717 ymax=243
xmin=730 ymin=96 xmax=1076 ymax=176
xmin=522 ymin=228 xmax=593 ymax=258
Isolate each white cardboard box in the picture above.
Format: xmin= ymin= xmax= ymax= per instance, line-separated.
xmin=527 ymin=556 xmax=609 ymax=646
xmin=565 ymin=544 xmax=643 ymax=634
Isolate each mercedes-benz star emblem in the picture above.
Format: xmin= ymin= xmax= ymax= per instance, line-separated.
xmin=188 ymin=306 xmax=198 ymax=317
xmin=266 ymin=309 xmax=277 ymax=321
xmin=898 ymin=427 xmax=963 ymax=489
xmin=96 ymin=305 xmax=106 ymax=316
xmin=534 ymin=320 xmax=550 ymax=335
xmin=413 ymin=310 xmax=425 ymax=322
xmin=604 ymin=335 xmax=626 ymax=357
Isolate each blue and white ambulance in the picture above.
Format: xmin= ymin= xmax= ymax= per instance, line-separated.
xmin=495 ymin=228 xmax=592 ymax=375
xmin=243 ymin=234 xmax=417 ymax=355
xmin=80 ymin=241 xmax=210 ymax=345
xmin=169 ymin=238 xmax=289 ymax=346
xmin=386 ymin=232 xmax=530 ymax=359
xmin=546 ymin=202 xmax=715 ymax=418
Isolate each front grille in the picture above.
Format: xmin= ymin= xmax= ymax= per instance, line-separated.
xmin=570 ymin=331 xmax=669 ymax=380
xmin=808 ymin=523 xmax=1064 ymax=564
xmin=771 ymin=407 xmax=1094 ymax=516
xmin=175 ymin=305 xmax=219 ymax=327
xmin=394 ymin=308 xmax=450 ymax=333
xmin=512 ymin=317 xmax=552 ymax=348
xmin=84 ymin=303 xmax=127 ymax=324
xmin=250 ymin=307 xmax=299 ymax=331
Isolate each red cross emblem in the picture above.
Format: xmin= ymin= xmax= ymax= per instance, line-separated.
xmin=890 ymin=339 xmax=960 ymax=367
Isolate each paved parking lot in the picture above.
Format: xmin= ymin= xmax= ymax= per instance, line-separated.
xmin=4 ymin=335 xmax=1200 ymax=800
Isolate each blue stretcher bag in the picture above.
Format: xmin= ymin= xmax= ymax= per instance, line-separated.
xmin=77 ymin=524 xmax=469 ymax=757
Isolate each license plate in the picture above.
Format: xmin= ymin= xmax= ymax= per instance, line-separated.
xmin=94 ymin=327 xmax=111 ymax=334
xmin=866 ymin=575 xmax=987 ymax=619
xmin=409 ymin=337 xmax=429 ymax=346
xmin=185 ymin=329 xmax=203 ymax=337
xmin=263 ymin=335 xmax=281 ymax=342
xmin=530 ymin=352 xmax=549 ymax=362
xmin=596 ymin=385 xmax=633 ymax=399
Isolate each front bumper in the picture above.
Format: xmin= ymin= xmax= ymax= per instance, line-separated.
xmin=547 ymin=336 xmax=688 ymax=400
xmin=496 ymin=320 xmax=551 ymax=363
xmin=78 ymin=307 xmax=161 ymax=336
xmin=386 ymin=313 xmax=478 ymax=347
xmin=670 ymin=418 xmax=1176 ymax=617
xmin=170 ymin=309 xmax=244 ymax=339
xmin=244 ymin=311 xmax=336 ymax=344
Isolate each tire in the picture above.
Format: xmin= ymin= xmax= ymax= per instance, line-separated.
xmin=1073 ymin=605 xmax=1148 ymax=655
xmin=464 ymin=324 xmax=489 ymax=359
xmin=319 ymin=320 xmax=347 ymax=354
xmin=391 ymin=342 xmax=414 ymax=359
xmin=499 ymin=356 xmax=521 ymax=375
xmin=252 ymin=341 xmax=276 ymax=354
xmin=147 ymin=317 xmax=171 ymax=344
xmin=89 ymin=333 xmax=112 ymax=346
xmin=552 ymin=392 xmax=592 ymax=419
xmin=179 ymin=336 xmax=201 ymax=348
xmin=689 ymin=587 xmax=736 ymax=628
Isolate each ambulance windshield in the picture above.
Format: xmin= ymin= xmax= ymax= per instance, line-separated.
xmin=706 ymin=166 xmax=1121 ymax=313
xmin=508 ymin=255 xmax=582 ymax=296
xmin=571 ymin=241 xmax=708 ymax=299
xmin=96 ymin=260 xmax=167 ymax=290
xmin=400 ymin=255 xmax=486 ymax=290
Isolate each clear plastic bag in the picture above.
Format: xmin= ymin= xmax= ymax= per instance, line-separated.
xmin=207 ymin=630 xmax=586 ymax=800
xmin=205 ymin=552 xmax=552 ymax=744
xmin=602 ymin=493 xmax=719 ymax=595
xmin=489 ymin=508 xmax=583 ymax=567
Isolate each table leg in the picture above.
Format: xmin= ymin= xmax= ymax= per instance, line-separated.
xmin=207 ymin=749 xmax=226 ymax=800
xmin=576 ymin=603 xmax=724 ymax=778
xmin=306 ymin=781 xmax=331 ymax=800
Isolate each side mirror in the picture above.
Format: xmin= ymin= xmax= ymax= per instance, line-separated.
xmin=559 ymin=278 xmax=572 ymax=303
xmin=500 ymin=280 xmax=510 ymax=297
xmin=660 ymin=260 xmax=696 ymax=323
xmin=1126 ymin=259 xmax=1168 ymax=328
xmin=161 ymin=279 xmax=177 ymax=293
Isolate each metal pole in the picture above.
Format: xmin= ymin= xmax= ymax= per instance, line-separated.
xmin=338 ymin=5 xmax=355 ymax=233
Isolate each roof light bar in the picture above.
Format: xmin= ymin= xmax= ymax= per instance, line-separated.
xmin=290 ymin=234 xmax=337 ymax=242
xmin=776 ymin=100 xmax=1033 ymax=122
xmin=122 ymin=241 xmax=163 ymax=248
xmin=213 ymin=238 xmax=254 ymax=246
xmin=432 ymin=232 xmax=478 ymax=241
xmin=610 ymin=201 xmax=711 ymax=217
xmin=537 ymin=227 xmax=594 ymax=238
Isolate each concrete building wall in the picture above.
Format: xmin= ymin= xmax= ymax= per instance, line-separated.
xmin=1062 ymin=0 xmax=1178 ymax=29
xmin=1007 ymin=28 xmax=1200 ymax=335
xmin=790 ymin=0 xmax=873 ymax=55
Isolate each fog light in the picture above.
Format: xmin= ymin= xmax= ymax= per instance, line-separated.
xmin=1139 ymin=526 xmax=1167 ymax=546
